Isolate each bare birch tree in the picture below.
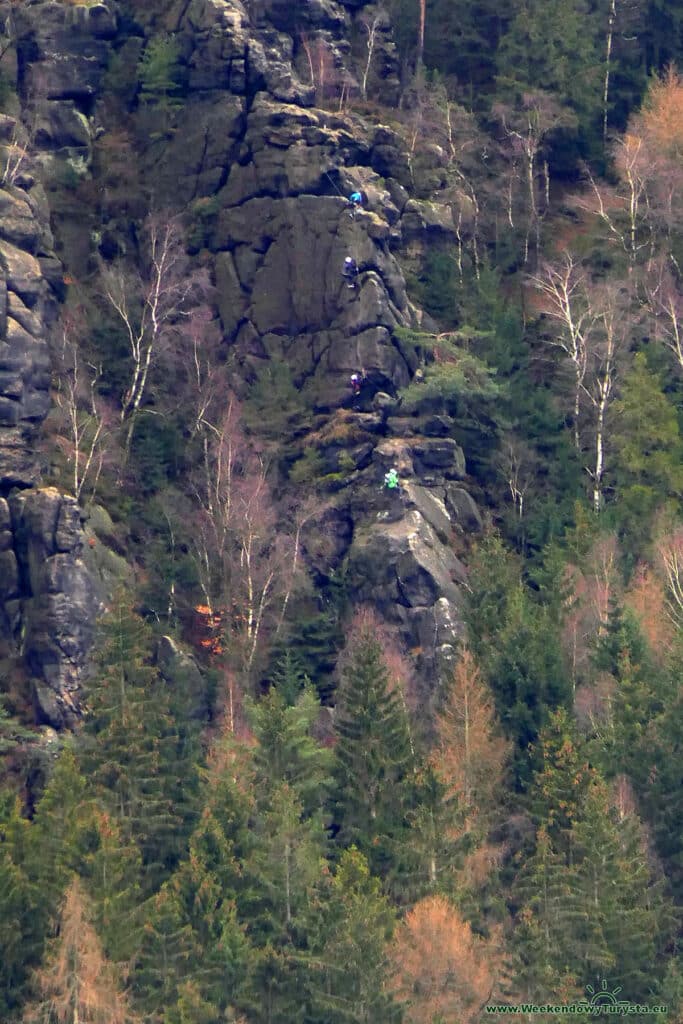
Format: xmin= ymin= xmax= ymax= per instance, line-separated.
xmin=100 ymin=213 xmax=209 ymax=461
xmin=189 ymin=397 xmax=322 ymax=685
xmin=585 ymin=284 xmax=627 ymax=511
xmin=646 ymin=262 xmax=683 ymax=370
xmin=534 ymin=258 xmax=629 ymax=509
xmin=497 ymin=434 xmax=537 ymax=520
xmin=495 ymin=93 xmax=575 ymax=265
xmin=359 ymin=9 xmax=385 ymax=101
xmin=655 ymin=524 xmax=683 ymax=630
xmin=52 ymin=313 xmax=111 ymax=503
xmin=533 ymin=254 xmax=596 ymax=450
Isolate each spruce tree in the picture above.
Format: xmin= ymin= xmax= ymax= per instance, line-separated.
xmin=132 ymin=885 xmax=199 ymax=1023
xmin=591 ymin=600 xmax=665 ymax=784
xmin=134 ymin=785 xmax=256 ymax=1024
xmin=568 ymin=780 xmax=672 ymax=1000
xmin=397 ymin=764 xmax=469 ymax=903
xmin=0 ymin=797 xmax=45 ymax=1017
xmin=495 ymin=0 xmax=602 ymax=134
xmin=250 ymin=783 xmax=327 ymax=942
xmin=511 ymin=825 xmax=581 ymax=1002
xmin=246 ymin=682 xmax=333 ymax=818
xmin=331 ymin=625 xmax=415 ymax=880
xmin=79 ymin=809 xmax=143 ymax=966
xmin=642 ymin=690 xmax=683 ymax=905
xmin=78 ymin=598 xmax=200 ymax=893
xmin=528 ymin=708 xmax=596 ymax=855
xmin=609 ymin=353 xmax=683 ymax=547
xmin=306 ymin=848 xmax=399 ymax=1024
xmin=488 ymin=587 xmax=572 ymax=787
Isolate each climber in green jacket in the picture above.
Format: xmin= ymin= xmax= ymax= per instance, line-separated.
xmin=384 ymin=468 xmax=399 ymax=490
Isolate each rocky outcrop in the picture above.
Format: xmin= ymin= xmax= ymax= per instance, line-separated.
xmin=0 ymin=0 xmax=481 ymax=715
xmin=0 ymin=116 xmax=57 ymax=487
xmin=4 ymin=488 xmax=102 ymax=727
xmin=0 ymin=60 xmax=104 ymax=723
xmin=141 ymin=0 xmax=480 ymax=698
xmin=15 ymin=0 xmax=118 ymax=167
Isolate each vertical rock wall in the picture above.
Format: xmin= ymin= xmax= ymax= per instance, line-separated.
xmin=153 ymin=0 xmax=478 ymax=696
xmin=0 ymin=1 xmax=118 ymax=727
xmin=0 ymin=0 xmax=481 ymax=717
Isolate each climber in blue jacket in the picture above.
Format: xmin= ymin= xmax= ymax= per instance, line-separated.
xmin=346 ymin=190 xmax=367 ymax=218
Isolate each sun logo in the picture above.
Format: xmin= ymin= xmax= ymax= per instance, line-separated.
xmin=585 ymin=981 xmax=623 ymax=1006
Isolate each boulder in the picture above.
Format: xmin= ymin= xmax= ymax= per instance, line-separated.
xmin=348 ymin=509 xmax=466 ymax=612
xmin=444 ymin=484 xmax=483 ymax=533
xmin=410 ymin=437 xmax=466 ymax=478
xmin=402 ymin=481 xmax=452 ymax=542
xmin=7 ymin=489 xmax=102 ymax=727
xmin=156 ymin=635 xmax=209 ymax=720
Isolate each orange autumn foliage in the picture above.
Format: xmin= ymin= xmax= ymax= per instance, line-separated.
xmin=639 ymin=65 xmax=683 ymax=157
xmin=389 ymin=895 xmax=499 ymax=1023
xmin=432 ymin=647 xmax=508 ymax=827
xmin=624 ymin=562 xmax=673 ymax=660
xmin=23 ymin=878 xmax=138 ymax=1024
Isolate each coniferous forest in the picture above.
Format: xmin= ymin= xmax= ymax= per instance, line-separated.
xmin=1 ymin=0 xmax=683 ymax=1021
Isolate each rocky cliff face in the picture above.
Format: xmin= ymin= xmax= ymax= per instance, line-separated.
xmin=149 ymin=0 xmax=480 ymax=697
xmin=0 ymin=0 xmax=119 ymax=726
xmin=0 ymin=0 xmax=481 ymax=721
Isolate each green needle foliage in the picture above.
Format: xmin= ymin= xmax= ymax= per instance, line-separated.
xmin=331 ymin=624 xmax=416 ymax=881
xmin=246 ymin=682 xmax=333 ymax=818
xmin=78 ymin=598 xmax=200 ymax=894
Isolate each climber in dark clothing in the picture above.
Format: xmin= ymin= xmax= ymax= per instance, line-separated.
xmin=342 ymin=256 xmax=359 ymax=289
xmin=350 ymin=372 xmax=362 ymax=395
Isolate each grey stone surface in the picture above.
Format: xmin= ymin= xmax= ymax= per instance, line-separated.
xmin=8 ymin=488 xmax=102 ymax=727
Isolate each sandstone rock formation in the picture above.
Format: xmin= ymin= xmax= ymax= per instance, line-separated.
xmin=7 ymin=488 xmax=101 ymax=727
xmin=0 ymin=0 xmax=483 ymax=719
xmin=0 ymin=5 xmax=117 ymax=724
xmin=132 ymin=0 xmax=480 ymax=699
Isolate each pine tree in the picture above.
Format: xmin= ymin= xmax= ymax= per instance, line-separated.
xmin=331 ymin=624 xmax=416 ymax=880
xmin=137 ymin=35 xmax=183 ymax=110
